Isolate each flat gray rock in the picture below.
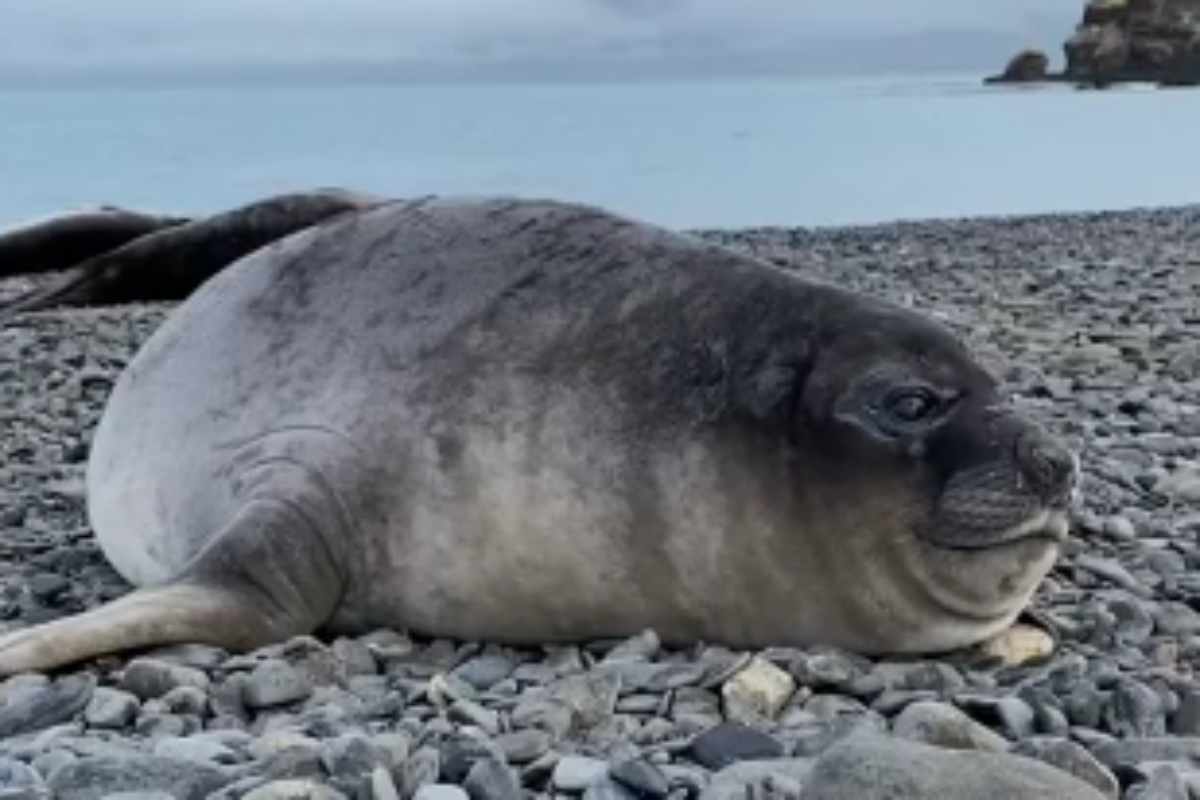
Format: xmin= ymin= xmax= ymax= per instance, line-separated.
xmin=799 ymin=733 xmax=1107 ymax=800
xmin=240 ymin=780 xmax=349 ymax=800
xmin=0 ymin=675 xmax=94 ymax=738
xmin=242 ymin=660 xmax=313 ymax=709
xmin=47 ymin=755 xmax=230 ymax=800
xmin=699 ymin=759 xmax=815 ymax=800
xmin=891 ymin=700 xmax=1008 ymax=753
xmin=83 ymin=687 xmax=139 ymax=729
xmin=1011 ymin=737 xmax=1119 ymax=799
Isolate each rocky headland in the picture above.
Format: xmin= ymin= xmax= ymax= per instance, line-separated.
xmin=2 ymin=204 xmax=1200 ymax=797
xmin=987 ymin=0 xmax=1200 ymax=88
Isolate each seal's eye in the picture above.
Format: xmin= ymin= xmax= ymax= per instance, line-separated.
xmin=886 ymin=388 xmax=939 ymax=423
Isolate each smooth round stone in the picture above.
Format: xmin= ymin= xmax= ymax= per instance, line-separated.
xmin=119 ymin=659 xmax=209 ymax=701
xmin=0 ymin=756 xmax=42 ymax=791
xmin=462 ymin=757 xmax=523 ymax=800
xmin=411 ymin=786 xmax=469 ymax=800
xmin=610 ymin=758 xmax=671 ymax=798
xmin=687 ymin=722 xmax=785 ymax=770
xmin=84 ymin=688 xmax=140 ymax=730
xmin=242 ymin=660 xmax=312 ymax=709
xmin=553 ymin=756 xmax=610 ymax=792
xmin=153 ymin=735 xmax=241 ymax=765
xmin=892 ymin=701 xmax=1008 ymax=753
xmin=1104 ymin=680 xmax=1166 ymax=737
xmin=449 ymin=655 xmax=516 ymax=691
xmin=1102 ymin=516 xmax=1137 ymax=540
xmin=1011 ymin=737 xmax=1120 ymax=800
xmin=241 ymin=779 xmax=349 ymax=800
xmin=494 ymin=729 xmax=552 ymax=764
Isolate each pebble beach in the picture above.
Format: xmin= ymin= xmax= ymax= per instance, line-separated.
xmin=2 ymin=203 xmax=1200 ymax=799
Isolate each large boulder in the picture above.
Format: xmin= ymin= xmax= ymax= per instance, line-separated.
xmin=993 ymin=49 xmax=1051 ymax=82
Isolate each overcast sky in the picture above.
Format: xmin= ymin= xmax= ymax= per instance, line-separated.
xmin=0 ymin=1 xmax=1080 ymax=82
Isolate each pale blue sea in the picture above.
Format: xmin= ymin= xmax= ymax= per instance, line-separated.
xmin=2 ymin=73 xmax=1198 ymax=231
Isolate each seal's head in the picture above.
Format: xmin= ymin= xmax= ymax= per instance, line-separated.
xmin=749 ymin=287 xmax=1078 ymax=653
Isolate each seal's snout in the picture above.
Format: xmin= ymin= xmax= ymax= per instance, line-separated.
xmin=1016 ymin=428 xmax=1077 ymax=504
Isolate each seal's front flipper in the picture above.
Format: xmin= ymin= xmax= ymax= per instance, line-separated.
xmin=0 ymin=499 xmax=346 ymax=676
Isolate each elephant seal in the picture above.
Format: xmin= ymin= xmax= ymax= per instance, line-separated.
xmin=0 ymin=206 xmax=188 ymax=278
xmin=0 ymin=196 xmax=1078 ymax=675
xmin=0 ymin=189 xmax=383 ymax=318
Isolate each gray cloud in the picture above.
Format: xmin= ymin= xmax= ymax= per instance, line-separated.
xmin=0 ymin=1 xmax=1079 ymax=79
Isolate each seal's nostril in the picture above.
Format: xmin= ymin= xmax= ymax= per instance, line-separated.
xmin=1016 ymin=429 xmax=1077 ymax=499
xmin=1029 ymin=444 xmax=1075 ymax=496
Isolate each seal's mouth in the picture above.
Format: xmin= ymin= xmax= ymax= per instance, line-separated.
xmin=928 ymin=509 xmax=1069 ymax=553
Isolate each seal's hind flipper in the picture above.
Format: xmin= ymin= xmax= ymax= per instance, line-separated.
xmin=0 ymin=498 xmax=346 ymax=676
xmin=0 ymin=188 xmax=387 ymax=317
xmin=0 ymin=208 xmax=189 ymax=278
xmin=0 ymin=583 xmax=294 ymax=675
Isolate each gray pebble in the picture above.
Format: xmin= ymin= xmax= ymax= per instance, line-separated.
xmin=510 ymin=697 xmax=573 ymax=740
xmin=700 ymin=759 xmax=814 ymax=800
xmin=553 ymin=755 xmax=610 ymax=792
xmin=27 ymin=573 xmax=69 ymax=604
xmin=119 ymin=659 xmax=208 ymax=701
xmin=0 ymin=756 xmax=43 ymax=793
xmin=802 ymin=733 xmax=1106 ymax=800
xmin=494 ymin=729 xmax=551 ymax=764
xmin=159 ymin=686 xmax=207 ymax=717
xmin=153 ymin=735 xmax=241 ymax=765
xmin=1064 ymin=682 xmax=1106 ymax=729
xmin=610 ymin=757 xmax=670 ymax=798
xmin=0 ymin=674 xmax=95 ymax=740
xmin=891 ymin=700 xmax=1008 ymax=752
xmin=240 ymin=780 xmax=348 ymax=800
xmin=448 ymin=698 xmax=499 ymax=735
xmin=1010 ymin=737 xmax=1119 ymax=799
xmin=450 ymin=653 xmax=517 ymax=691
xmin=462 ymin=757 xmax=522 ymax=800
xmin=84 ymin=688 xmax=139 ymax=730
xmin=400 ymin=747 xmax=440 ymax=798
xmin=1090 ymin=737 xmax=1200 ymax=768
xmin=47 ymin=755 xmax=230 ymax=800
xmin=955 ymin=695 xmax=1035 ymax=740
xmin=1102 ymin=515 xmax=1137 ymax=540
xmin=1129 ymin=764 xmax=1189 ymax=800
xmin=583 ymin=776 xmax=639 ymax=800
xmin=1171 ymin=690 xmax=1200 ymax=735
xmin=1105 ymin=679 xmax=1166 ymax=737
xmin=32 ymin=749 xmax=77 ymax=779
xmin=411 ymin=787 xmax=469 ymax=800
xmin=319 ymin=733 xmax=381 ymax=781
xmin=243 ymin=659 xmax=312 ymax=709
xmin=788 ymin=648 xmax=869 ymax=693
xmin=687 ymin=722 xmax=785 ymax=770
xmin=1109 ymin=596 xmax=1155 ymax=645
xmin=330 ymin=638 xmax=378 ymax=677
xmin=369 ymin=766 xmax=400 ymax=800
xmin=134 ymin=712 xmax=189 ymax=738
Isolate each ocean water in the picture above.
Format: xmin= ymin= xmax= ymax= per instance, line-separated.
xmin=1 ymin=73 xmax=1198 ymax=231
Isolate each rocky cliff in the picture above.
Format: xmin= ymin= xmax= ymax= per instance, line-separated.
xmin=1068 ymin=0 xmax=1200 ymax=84
xmin=988 ymin=0 xmax=1200 ymax=87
